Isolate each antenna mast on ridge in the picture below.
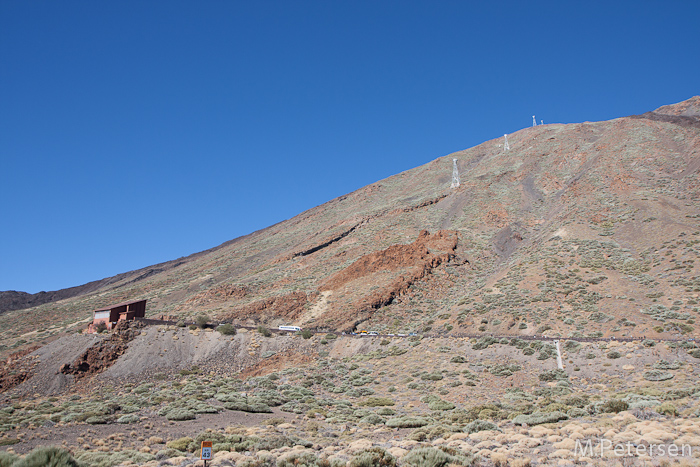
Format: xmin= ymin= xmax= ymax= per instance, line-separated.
xmin=450 ymin=158 xmax=460 ymax=189
xmin=532 ymin=115 xmax=537 ymax=127
xmin=503 ymin=134 xmax=510 ymax=151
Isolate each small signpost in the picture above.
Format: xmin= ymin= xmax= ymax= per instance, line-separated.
xmin=201 ymin=441 xmax=213 ymax=465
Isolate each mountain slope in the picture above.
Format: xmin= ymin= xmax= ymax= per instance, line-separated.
xmin=2 ymin=97 xmax=699 ymax=348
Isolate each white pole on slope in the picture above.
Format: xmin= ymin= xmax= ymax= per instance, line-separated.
xmin=532 ymin=115 xmax=537 ymax=127
xmin=503 ymin=134 xmax=510 ymax=151
xmin=554 ymin=340 xmax=564 ymax=370
xmin=450 ymin=158 xmax=460 ymax=189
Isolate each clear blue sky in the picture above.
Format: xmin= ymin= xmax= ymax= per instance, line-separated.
xmin=1 ymin=1 xmax=699 ymax=293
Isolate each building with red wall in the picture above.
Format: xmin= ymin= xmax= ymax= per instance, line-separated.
xmin=87 ymin=299 xmax=147 ymax=333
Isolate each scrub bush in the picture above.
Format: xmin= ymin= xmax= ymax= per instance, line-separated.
xmin=348 ymin=447 xmax=396 ymax=467
xmin=13 ymin=446 xmax=79 ymax=467
xmin=386 ymin=416 xmax=430 ymax=428
xmin=463 ymin=419 xmax=500 ymax=434
xmin=512 ymin=411 xmax=568 ymax=426
xmin=216 ymin=324 xmax=236 ymax=335
xmin=195 ymin=314 xmax=210 ymax=329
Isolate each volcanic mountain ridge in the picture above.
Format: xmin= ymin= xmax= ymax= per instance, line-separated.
xmin=1 ymin=96 xmax=700 ymax=347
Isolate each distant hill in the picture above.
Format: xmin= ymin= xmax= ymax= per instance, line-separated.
xmin=2 ymin=97 xmax=699 ymax=346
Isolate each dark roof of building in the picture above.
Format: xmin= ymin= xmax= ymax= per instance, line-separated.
xmin=93 ymin=299 xmax=147 ymax=313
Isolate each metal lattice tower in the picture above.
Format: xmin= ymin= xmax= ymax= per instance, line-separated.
xmin=532 ymin=115 xmax=537 ymax=127
xmin=450 ymin=158 xmax=460 ymax=189
xmin=503 ymin=134 xmax=510 ymax=151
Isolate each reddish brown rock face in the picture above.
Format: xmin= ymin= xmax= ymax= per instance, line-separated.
xmin=315 ymin=230 xmax=459 ymax=330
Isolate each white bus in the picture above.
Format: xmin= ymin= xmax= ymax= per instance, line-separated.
xmin=278 ymin=325 xmax=301 ymax=332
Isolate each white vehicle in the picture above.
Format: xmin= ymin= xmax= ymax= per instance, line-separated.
xmin=278 ymin=325 xmax=301 ymax=332
xmin=368 ymin=331 xmax=379 ymax=336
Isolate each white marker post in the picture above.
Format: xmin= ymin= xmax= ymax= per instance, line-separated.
xmin=450 ymin=158 xmax=460 ymax=189
xmin=201 ymin=441 xmax=213 ymax=466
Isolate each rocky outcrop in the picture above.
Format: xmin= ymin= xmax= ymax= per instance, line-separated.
xmin=60 ymin=321 xmax=144 ymax=378
xmin=321 ymin=230 xmax=458 ymax=292
xmin=318 ymin=230 xmax=459 ymax=330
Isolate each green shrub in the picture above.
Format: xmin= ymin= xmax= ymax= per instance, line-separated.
xmin=512 ymin=411 xmax=568 ymax=426
xmin=195 ymin=314 xmax=210 ymax=329
xmin=607 ymin=350 xmax=622 ymax=359
xmin=277 ymin=452 xmax=328 ymax=467
xmin=568 ymin=407 xmax=588 ymax=418
xmin=401 ymin=447 xmax=475 ymax=467
xmin=450 ymin=355 xmax=466 ymax=363
xmin=262 ymin=417 xmax=286 ymax=426
xmin=386 ymin=416 xmax=430 ymax=428
xmin=116 ymin=414 xmax=140 ymax=424
xmin=538 ymin=369 xmax=568 ymax=382
xmin=85 ymin=415 xmax=111 ymax=424
xmin=656 ymin=402 xmax=678 ymax=416
xmin=689 ymin=349 xmax=700 ymax=358
xmin=188 ymin=324 xmax=198 ymax=330
xmin=471 ymin=336 xmax=498 ymax=350
xmin=600 ymin=399 xmax=629 ymax=413
xmin=175 ymin=320 xmax=186 ymax=327
xmin=12 ymin=446 xmax=79 ymax=467
xmin=643 ymin=370 xmax=674 ymax=381
xmin=359 ymin=414 xmax=385 ymax=425
xmin=428 ymin=400 xmax=455 ymax=411
xmin=166 ymin=437 xmax=194 ymax=452
xmin=377 ymin=407 xmax=395 ymax=416
xmin=0 ymin=452 xmax=19 ymax=467
xmin=564 ymin=341 xmax=581 ymax=353
xmin=257 ymin=325 xmax=271 ymax=337
xmin=301 ymin=329 xmax=313 ymax=339
xmin=543 ymin=402 xmax=569 ymax=413
xmin=216 ymin=323 xmax=236 ymax=335
xmin=255 ymin=434 xmax=311 ymax=451
xmin=653 ymin=360 xmax=681 ymax=370
xmin=359 ymin=397 xmax=395 ymax=407
xmin=224 ymin=401 xmax=272 ymax=413
xmin=488 ymin=363 xmax=520 ymax=377
xmin=348 ymin=447 xmax=396 ymax=467
xmin=463 ymin=419 xmax=500 ymax=434
xmin=408 ymin=425 xmax=456 ymax=442
xmin=563 ymin=395 xmax=589 ymax=408
xmin=165 ymin=409 xmax=196 ymax=421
